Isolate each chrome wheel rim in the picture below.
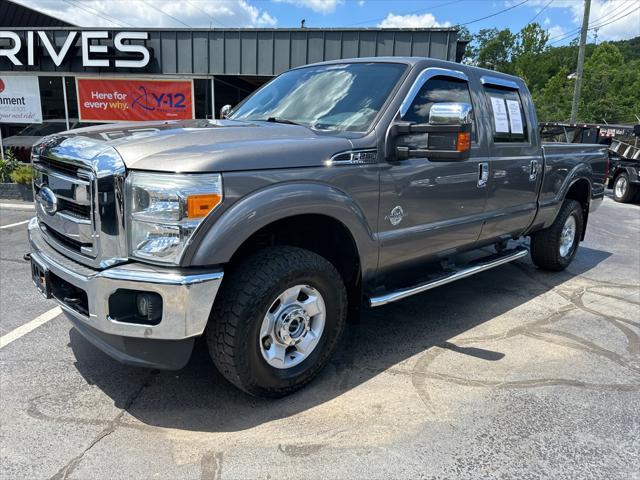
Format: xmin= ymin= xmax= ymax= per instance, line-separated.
xmin=559 ymin=215 xmax=577 ymax=258
xmin=259 ymin=284 xmax=326 ymax=369
xmin=615 ymin=176 xmax=627 ymax=198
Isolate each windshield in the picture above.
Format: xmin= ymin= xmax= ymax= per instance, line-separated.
xmin=230 ymin=62 xmax=407 ymax=133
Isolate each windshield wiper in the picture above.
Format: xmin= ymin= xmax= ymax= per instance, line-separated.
xmin=260 ymin=117 xmax=302 ymax=126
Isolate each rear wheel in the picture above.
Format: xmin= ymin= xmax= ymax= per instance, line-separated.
xmin=207 ymin=246 xmax=347 ymax=397
xmin=530 ymin=199 xmax=583 ymax=271
xmin=613 ymin=172 xmax=637 ymax=203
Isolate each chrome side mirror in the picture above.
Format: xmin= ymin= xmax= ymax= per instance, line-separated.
xmin=219 ymin=104 xmax=232 ymax=119
xmin=389 ymin=101 xmax=473 ymax=162
xmin=428 ymin=102 xmax=473 ymax=125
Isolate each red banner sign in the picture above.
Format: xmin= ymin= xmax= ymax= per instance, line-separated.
xmin=76 ymin=78 xmax=194 ymax=122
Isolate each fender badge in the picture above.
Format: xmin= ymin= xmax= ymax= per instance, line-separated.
xmin=386 ymin=206 xmax=405 ymax=226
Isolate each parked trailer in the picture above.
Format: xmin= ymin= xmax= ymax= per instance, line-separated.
xmin=540 ymin=122 xmax=640 ymax=203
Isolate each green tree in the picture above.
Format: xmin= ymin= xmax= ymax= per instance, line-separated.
xmin=580 ymin=43 xmax=640 ymax=123
xmin=512 ymin=23 xmax=550 ymax=91
xmin=532 ymin=67 xmax=573 ymax=122
xmin=464 ymin=28 xmax=516 ymax=71
xmin=513 ymin=23 xmax=549 ymax=58
xmin=477 ymin=28 xmax=516 ymax=72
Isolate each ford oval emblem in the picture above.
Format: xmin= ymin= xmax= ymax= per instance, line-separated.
xmin=39 ymin=187 xmax=58 ymax=215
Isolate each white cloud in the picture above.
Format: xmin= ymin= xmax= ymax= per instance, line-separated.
xmin=272 ymin=0 xmax=343 ymax=14
xmin=378 ymin=12 xmax=451 ymax=28
xmin=13 ymin=0 xmax=277 ymax=28
xmin=547 ymin=25 xmax=566 ymax=39
xmin=358 ymin=0 xmax=365 ymax=6
xmin=543 ymin=17 xmax=551 ymax=26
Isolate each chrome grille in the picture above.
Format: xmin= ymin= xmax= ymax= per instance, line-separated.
xmin=33 ymin=162 xmax=95 ymax=257
xmin=37 ymin=156 xmax=81 ymax=177
xmin=32 ymin=135 xmax=128 ymax=269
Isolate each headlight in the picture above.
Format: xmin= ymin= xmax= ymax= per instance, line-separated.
xmin=125 ymin=171 xmax=223 ymax=264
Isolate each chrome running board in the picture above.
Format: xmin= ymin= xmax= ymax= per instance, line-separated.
xmin=369 ymin=247 xmax=529 ymax=307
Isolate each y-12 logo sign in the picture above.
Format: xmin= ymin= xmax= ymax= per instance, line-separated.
xmin=131 ymin=86 xmax=187 ymax=112
xmin=77 ymin=78 xmax=194 ymax=122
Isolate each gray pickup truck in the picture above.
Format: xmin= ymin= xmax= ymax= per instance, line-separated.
xmin=28 ymin=57 xmax=608 ymax=397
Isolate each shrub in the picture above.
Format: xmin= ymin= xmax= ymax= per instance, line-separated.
xmin=10 ymin=164 xmax=33 ymax=185
xmin=0 ymin=149 xmax=20 ymax=183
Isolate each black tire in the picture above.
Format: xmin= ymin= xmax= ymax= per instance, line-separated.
xmin=207 ymin=246 xmax=347 ymax=397
xmin=530 ymin=199 xmax=583 ymax=272
xmin=613 ymin=172 xmax=637 ymax=203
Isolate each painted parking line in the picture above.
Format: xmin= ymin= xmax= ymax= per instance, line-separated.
xmin=0 ymin=220 xmax=30 ymax=230
xmin=0 ymin=307 xmax=62 ymax=349
xmin=0 ymin=203 xmax=34 ymax=210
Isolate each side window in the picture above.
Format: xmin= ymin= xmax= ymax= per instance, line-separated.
xmin=402 ymin=76 xmax=476 ymax=142
xmin=485 ymin=86 xmax=528 ymax=143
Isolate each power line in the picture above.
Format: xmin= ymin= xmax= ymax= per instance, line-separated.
xmin=59 ymin=0 xmax=131 ymax=27
xmin=549 ymin=2 xmax=639 ymax=45
xmin=458 ymin=0 xmax=529 ymax=26
xmin=184 ymin=0 xmax=232 ymax=28
xmin=139 ymin=0 xmax=192 ymax=28
xmin=525 ymin=0 xmax=554 ymax=26
xmin=79 ymin=1 xmax=138 ymax=28
xmin=547 ymin=0 xmax=634 ymax=42
xmin=588 ymin=4 xmax=639 ymax=29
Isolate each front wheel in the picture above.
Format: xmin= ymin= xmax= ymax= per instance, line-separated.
xmin=530 ymin=199 xmax=583 ymax=271
xmin=613 ymin=172 xmax=637 ymax=203
xmin=207 ymin=246 xmax=347 ymax=397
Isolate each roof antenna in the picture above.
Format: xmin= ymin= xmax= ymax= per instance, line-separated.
xmin=300 ymin=19 xmax=306 ymax=28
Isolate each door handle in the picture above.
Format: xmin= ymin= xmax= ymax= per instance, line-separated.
xmin=529 ymin=159 xmax=539 ymax=181
xmin=478 ymin=162 xmax=489 ymax=188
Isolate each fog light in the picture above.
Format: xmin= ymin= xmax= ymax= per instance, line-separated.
xmin=137 ymin=293 xmax=162 ymax=323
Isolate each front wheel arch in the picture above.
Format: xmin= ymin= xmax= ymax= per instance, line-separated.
xmin=182 ymin=183 xmax=378 ymax=279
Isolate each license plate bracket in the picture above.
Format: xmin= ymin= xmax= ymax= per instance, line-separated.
xmin=31 ymin=256 xmax=51 ymax=299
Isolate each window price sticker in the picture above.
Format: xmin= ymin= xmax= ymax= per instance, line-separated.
xmin=490 ymin=97 xmax=510 ymax=133
xmin=506 ymin=99 xmax=524 ymax=134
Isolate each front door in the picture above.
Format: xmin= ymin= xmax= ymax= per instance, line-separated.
xmin=378 ymin=70 xmax=489 ymax=273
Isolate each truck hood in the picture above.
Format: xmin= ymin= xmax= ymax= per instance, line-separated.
xmin=37 ymin=119 xmax=355 ymax=173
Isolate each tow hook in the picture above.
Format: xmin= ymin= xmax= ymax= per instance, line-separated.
xmin=23 ymin=253 xmax=31 ymax=262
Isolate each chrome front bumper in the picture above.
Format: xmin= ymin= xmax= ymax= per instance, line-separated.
xmin=28 ymin=218 xmax=223 ymax=341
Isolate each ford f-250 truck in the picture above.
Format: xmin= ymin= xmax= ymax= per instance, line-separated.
xmin=27 ymin=57 xmax=608 ymax=397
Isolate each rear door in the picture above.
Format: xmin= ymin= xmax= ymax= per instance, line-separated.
xmin=478 ymin=77 xmax=542 ymax=242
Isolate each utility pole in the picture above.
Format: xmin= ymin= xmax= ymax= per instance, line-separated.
xmin=571 ymin=0 xmax=591 ymax=122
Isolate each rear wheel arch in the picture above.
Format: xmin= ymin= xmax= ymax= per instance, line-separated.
xmin=564 ymin=177 xmax=591 ymax=240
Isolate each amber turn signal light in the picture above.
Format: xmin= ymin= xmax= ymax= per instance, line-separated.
xmin=186 ymin=193 xmax=222 ymax=218
xmin=456 ymin=132 xmax=471 ymax=152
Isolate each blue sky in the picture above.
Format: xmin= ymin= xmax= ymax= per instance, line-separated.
xmin=14 ymin=0 xmax=640 ymax=44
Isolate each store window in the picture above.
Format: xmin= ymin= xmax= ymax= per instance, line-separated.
xmin=2 ymin=76 xmax=74 ymax=162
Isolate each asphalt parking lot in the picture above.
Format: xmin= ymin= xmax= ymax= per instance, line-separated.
xmin=1 ymin=196 xmax=639 ymax=480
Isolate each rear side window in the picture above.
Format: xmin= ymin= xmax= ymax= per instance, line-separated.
xmin=485 ymin=86 xmax=528 ymax=143
xmin=402 ymin=76 xmax=476 ymax=142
